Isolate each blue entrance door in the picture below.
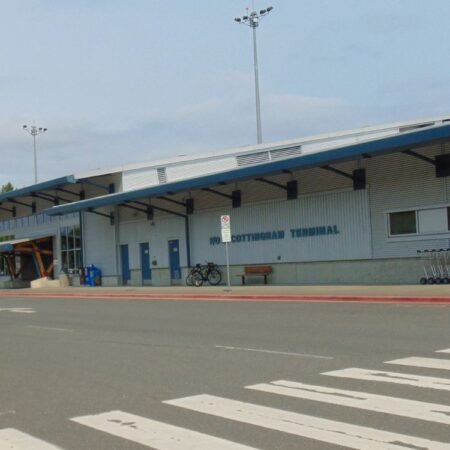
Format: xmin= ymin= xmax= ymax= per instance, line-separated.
xmin=168 ymin=240 xmax=181 ymax=281
xmin=120 ymin=244 xmax=130 ymax=284
xmin=140 ymin=242 xmax=151 ymax=282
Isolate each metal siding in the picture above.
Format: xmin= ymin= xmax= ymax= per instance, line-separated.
xmin=190 ymin=189 xmax=371 ymax=266
xmin=368 ymin=143 xmax=450 ymax=258
xmin=82 ymin=211 xmax=117 ymax=276
xmin=122 ymin=168 xmax=159 ymax=191
xmin=166 ymin=157 xmax=237 ymax=183
xmin=119 ymin=216 xmax=186 ymax=270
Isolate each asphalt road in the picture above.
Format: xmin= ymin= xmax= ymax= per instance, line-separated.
xmin=0 ymin=296 xmax=449 ymax=449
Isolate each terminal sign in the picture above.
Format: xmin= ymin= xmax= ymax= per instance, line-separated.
xmin=220 ymin=215 xmax=231 ymax=243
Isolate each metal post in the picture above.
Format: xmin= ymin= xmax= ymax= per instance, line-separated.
xmin=252 ymin=26 xmax=262 ymax=144
xmin=22 ymin=124 xmax=48 ymax=184
xmin=225 ymin=242 xmax=231 ymax=291
xmin=33 ymin=133 xmax=38 ymax=184
xmin=234 ymin=6 xmax=273 ymax=146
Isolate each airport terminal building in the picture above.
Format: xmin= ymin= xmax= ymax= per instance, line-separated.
xmin=1 ymin=115 xmax=450 ymax=287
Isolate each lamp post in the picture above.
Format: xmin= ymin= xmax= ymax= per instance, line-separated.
xmin=235 ymin=5 xmax=273 ymax=145
xmin=22 ymin=124 xmax=47 ymax=184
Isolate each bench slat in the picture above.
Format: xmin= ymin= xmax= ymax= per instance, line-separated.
xmin=244 ymin=266 xmax=272 ymax=274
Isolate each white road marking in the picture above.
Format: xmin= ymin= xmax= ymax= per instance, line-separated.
xmin=165 ymin=394 xmax=450 ymax=450
xmin=246 ymin=380 xmax=450 ymax=425
xmin=27 ymin=325 xmax=73 ymax=333
xmin=0 ymin=308 xmax=35 ymax=314
xmin=436 ymin=348 xmax=450 ymax=354
xmin=215 ymin=345 xmax=333 ymax=360
xmin=386 ymin=357 xmax=450 ymax=371
xmin=0 ymin=428 xmax=63 ymax=449
xmin=71 ymin=410 xmax=258 ymax=449
xmin=0 ymin=410 xmax=15 ymax=417
xmin=322 ymin=367 xmax=450 ymax=391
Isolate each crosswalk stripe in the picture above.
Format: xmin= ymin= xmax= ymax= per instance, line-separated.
xmin=0 ymin=428 xmax=63 ymax=449
xmin=164 ymin=394 xmax=450 ymax=450
xmin=436 ymin=349 xmax=450 ymax=354
xmin=386 ymin=357 xmax=450 ymax=371
xmin=322 ymin=367 xmax=450 ymax=391
xmin=71 ymin=410 xmax=258 ymax=449
xmin=246 ymin=380 xmax=450 ymax=425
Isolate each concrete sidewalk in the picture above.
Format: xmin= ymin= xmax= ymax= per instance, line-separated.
xmin=1 ymin=284 xmax=450 ymax=303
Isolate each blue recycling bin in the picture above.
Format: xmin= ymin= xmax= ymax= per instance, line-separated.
xmin=87 ymin=265 xmax=102 ymax=287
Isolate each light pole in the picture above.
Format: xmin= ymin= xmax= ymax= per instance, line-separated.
xmin=235 ymin=5 xmax=273 ymax=145
xmin=22 ymin=124 xmax=47 ymax=184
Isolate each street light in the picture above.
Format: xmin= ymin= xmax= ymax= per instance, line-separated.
xmin=22 ymin=124 xmax=48 ymax=184
xmin=235 ymin=5 xmax=273 ymax=144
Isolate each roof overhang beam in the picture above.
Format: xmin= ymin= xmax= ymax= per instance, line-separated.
xmin=83 ymin=181 xmax=115 ymax=193
xmin=0 ymin=204 xmax=16 ymax=216
xmin=255 ymin=178 xmax=298 ymax=200
xmin=56 ymin=187 xmax=85 ymax=200
xmin=86 ymin=208 xmax=115 ymax=225
xmin=128 ymin=200 xmax=186 ymax=218
xmin=201 ymin=188 xmax=241 ymax=208
xmin=7 ymin=198 xmax=36 ymax=212
xmin=320 ymin=166 xmax=366 ymax=190
xmin=31 ymin=192 xmax=72 ymax=205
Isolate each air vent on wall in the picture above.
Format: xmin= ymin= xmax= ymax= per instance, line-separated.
xmin=270 ymin=146 xmax=302 ymax=160
xmin=157 ymin=167 xmax=167 ymax=184
xmin=236 ymin=151 xmax=270 ymax=167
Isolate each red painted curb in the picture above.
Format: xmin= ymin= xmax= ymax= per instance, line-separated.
xmin=0 ymin=291 xmax=450 ymax=304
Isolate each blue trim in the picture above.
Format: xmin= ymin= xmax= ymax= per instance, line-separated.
xmin=0 ymin=176 xmax=77 ymax=203
xmin=45 ymin=124 xmax=450 ymax=216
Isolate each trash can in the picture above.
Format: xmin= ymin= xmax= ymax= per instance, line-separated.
xmin=92 ymin=265 xmax=102 ymax=286
xmin=86 ymin=265 xmax=101 ymax=287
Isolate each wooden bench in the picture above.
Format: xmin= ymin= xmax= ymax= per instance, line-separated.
xmin=240 ymin=265 xmax=272 ymax=285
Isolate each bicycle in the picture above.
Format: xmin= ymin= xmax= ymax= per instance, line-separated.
xmin=186 ymin=262 xmax=222 ymax=287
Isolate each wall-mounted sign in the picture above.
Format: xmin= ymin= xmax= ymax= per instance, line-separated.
xmin=210 ymin=225 xmax=340 ymax=246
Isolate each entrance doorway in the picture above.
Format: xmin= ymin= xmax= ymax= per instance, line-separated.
xmin=140 ymin=242 xmax=151 ymax=283
xmin=120 ymin=244 xmax=130 ymax=285
xmin=168 ymin=240 xmax=181 ymax=284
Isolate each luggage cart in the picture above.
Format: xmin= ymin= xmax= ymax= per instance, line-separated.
xmin=440 ymin=248 xmax=450 ymax=284
xmin=418 ymin=249 xmax=438 ymax=284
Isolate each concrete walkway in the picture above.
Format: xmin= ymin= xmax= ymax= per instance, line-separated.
xmin=1 ymin=284 xmax=450 ymax=303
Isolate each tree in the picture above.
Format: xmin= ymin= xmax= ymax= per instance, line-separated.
xmin=1 ymin=182 xmax=14 ymax=193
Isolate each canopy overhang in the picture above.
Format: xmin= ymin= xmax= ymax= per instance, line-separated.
xmin=45 ymin=123 xmax=450 ymax=216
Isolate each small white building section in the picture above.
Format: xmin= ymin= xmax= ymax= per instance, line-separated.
xmin=2 ymin=115 xmax=450 ymax=286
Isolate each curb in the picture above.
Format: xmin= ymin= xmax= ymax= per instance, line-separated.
xmin=1 ymin=291 xmax=450 ymax=304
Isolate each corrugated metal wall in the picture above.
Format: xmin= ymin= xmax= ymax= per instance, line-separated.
xmin=118 ymin=215 xmax=186 ymax=270
xmin=368 ymin=142 xmax=450 ymax=258
xmin=190 ymin=189 xmax=371 ymax=266
xmin=82 ymin=210 xmax=117 ymax=276
xmin=82 ymin=137 xmax=450 ymax=282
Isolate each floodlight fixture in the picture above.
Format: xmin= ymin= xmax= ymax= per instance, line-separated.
xmin=233 ymin=5 xmax=274 ymax=144
xmin=22 ymin=123 xmax=48 ymax=184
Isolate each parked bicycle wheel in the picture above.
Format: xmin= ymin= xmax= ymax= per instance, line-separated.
xmin=207 ymin=268 xmax=222 ymax=285
xmin=191 ymin=269 xmax=204 ymax=287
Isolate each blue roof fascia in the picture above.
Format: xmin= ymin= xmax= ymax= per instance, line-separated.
xmin=45 ymin=124 xmax=450 ymax=216
xmin=0 ymin=175 xmax=77 ymax=203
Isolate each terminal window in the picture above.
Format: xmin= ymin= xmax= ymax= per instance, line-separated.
xmin=389 ymin=210 xmax=417 ymax=235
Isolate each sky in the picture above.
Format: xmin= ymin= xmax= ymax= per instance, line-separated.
xmin=1 ymin=0 xmax=450 ymax=188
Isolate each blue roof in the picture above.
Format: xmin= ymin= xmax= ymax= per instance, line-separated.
xmin=0 ymin=175 xmax=77 ymax=203
xmin=45 ymin=123 xmax=450 ymax=216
